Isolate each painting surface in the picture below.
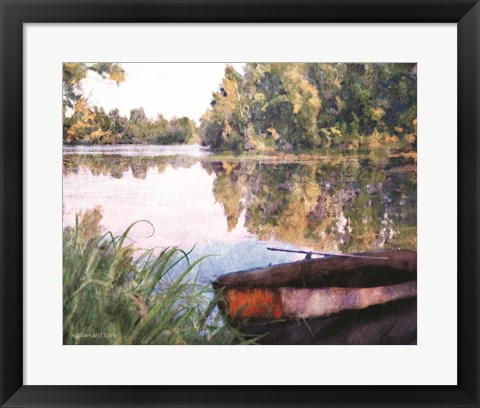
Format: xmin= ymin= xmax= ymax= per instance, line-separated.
xmin=63 ymin=63 xmax=417 ymax=345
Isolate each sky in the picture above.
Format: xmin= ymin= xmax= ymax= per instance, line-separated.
xmin=82 ymin=63 xmax=244 ymax=123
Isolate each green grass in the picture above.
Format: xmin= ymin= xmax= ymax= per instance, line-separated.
xmin=63 ymin=208 xmax=252 ymax=345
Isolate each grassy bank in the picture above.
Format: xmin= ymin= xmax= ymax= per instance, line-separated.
xmin=63 ymin=208 xmax=251 ymax=345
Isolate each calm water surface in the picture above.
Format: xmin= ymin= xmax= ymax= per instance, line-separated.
xmin=63 ymin=144 xmax=416 ymax=284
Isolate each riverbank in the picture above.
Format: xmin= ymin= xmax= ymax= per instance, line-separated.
xmin=63 ymin=142 xmax=417 ymax=163
xmin=63 ymin=208 xmax=253 ymax=345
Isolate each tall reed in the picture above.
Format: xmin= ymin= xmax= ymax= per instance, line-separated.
xmin=63 ymin=208 xmax=252 ymax=345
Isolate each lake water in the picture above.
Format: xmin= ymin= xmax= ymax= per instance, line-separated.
xmin=63 ymin=144 xmax=416 ymax=284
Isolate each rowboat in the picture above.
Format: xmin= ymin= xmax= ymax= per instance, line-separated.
xmin=213 ymin=249 xmax=417 ymax=345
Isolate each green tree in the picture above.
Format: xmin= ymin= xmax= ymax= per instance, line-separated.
xmin=199 ymin=63 xmax=416 ymax=152
xmin=160 ymin=117 xmax=197 ymax=144
xmin=63 ymin=63 xmax=126 ymax=144
xmin=199 ymin=65 xmax=248 ymax=150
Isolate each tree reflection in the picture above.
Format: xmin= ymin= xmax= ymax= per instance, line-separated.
xmin=63 ymin=155 xmax=198 ymax=179
xmin=64 ymin=152 xmax=416 ymax=252
xmin=205 ymin=154 xmax=416 ymax=251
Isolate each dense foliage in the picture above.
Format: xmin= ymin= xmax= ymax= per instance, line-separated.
xmin=199 ymin=63 xmax=417 ymax=151
xmin=112 ymin=108 xmax=197 ymax=145
xmin=63 ymin=62 xmax=417 ymax=151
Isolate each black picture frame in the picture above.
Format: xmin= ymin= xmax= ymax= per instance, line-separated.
xmin=1 ymin=0 xmax=479 ymax=407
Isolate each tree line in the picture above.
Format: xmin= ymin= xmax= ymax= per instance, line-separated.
xmin=63 ymin=63 xmax=196 ymax=145
xmin=199 ymin=63 xmax=416 ymax=151
xmin=63 ymin=63 xmax=416 ymax=151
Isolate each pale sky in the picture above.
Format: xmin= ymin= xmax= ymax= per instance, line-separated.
xmin=82 ymin=63 xmax=244 ymax=123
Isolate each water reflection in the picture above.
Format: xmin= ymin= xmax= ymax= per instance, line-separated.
xmin=63 ymin=149 xmax=416 ymax=281
xmin=203 ymin=155 xmax=416 ymax=253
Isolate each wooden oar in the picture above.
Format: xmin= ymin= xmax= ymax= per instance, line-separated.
xmin=267 ymin=247 xmax=389 ymax=260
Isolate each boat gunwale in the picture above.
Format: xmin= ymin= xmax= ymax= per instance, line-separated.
xmin=213 ymin=249 xmax=417 ymax=290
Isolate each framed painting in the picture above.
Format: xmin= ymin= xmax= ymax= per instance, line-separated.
xmin=1 ymin=0 xmax=479 ymax=406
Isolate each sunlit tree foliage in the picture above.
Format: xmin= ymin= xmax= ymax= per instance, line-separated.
xmin=199 ymin=63 xmax=417 ymax=152
xmin=63 ymin=63 xmax=126 ymax=144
